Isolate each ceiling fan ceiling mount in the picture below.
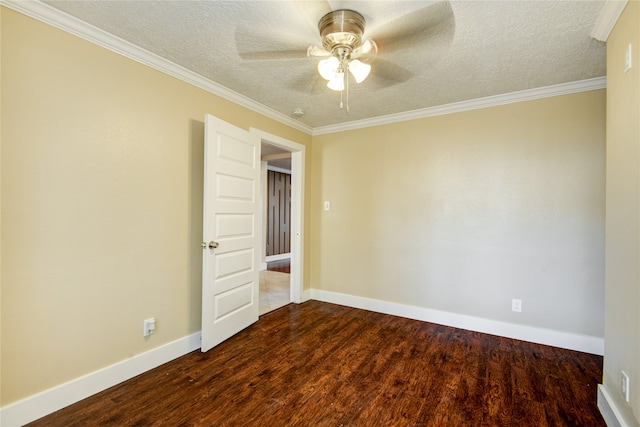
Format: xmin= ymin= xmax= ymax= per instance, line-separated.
xmin=318 ymin=9 xmax=365 ymax=54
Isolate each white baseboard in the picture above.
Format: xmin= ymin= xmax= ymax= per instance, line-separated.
xmin=0 ymin=332 xmax=201 ymax=427
xmin=598 ymin=384 xmax=634 ymax=427
xmin=300 ymin=288 xmax=312 ymax=303
xmin=259 ymin=261 xmax=268 ymax=271
xmin=310 ymin=289 xmax=604 ymax=355
xmin=266 ymin=253 xmax=291 ymax=262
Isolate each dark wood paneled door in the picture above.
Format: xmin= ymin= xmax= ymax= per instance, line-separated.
xmin=266 ymin=170 xmax=291 ymax=256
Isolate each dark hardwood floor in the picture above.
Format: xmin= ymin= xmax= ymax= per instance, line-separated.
xmin=27 ymin=301 xmax=605 ymax=426
xmin=266 ymin=258 xmax=290 ymax=274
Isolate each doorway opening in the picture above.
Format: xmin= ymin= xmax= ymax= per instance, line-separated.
xmin=251 ymin=128 xmax=305 ymax=314
xmin=261 ymin=163 xmax=291 ymax=314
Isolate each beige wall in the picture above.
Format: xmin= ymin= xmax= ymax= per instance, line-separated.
xmin=311 ymin=90 xmax=605 ymax=337
xmin=0 ymin=8 xmax=311 ymax=405
xmin=603 ymin=1 xmax=640 ymax=425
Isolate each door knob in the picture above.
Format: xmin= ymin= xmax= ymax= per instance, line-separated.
xmin=201 ymin=241 xmax=219 ymax=249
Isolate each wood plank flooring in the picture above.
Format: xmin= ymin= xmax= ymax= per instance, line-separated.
xmin=266 ymin=259 xmax=290 ymax=274
xmin=27 ymin=301 xmax=605 ymax=426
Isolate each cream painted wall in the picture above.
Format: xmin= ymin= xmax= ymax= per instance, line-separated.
xmin=0 ymin=6 xmax=4 ymax=410
xmin=603 ymin=1 xmax=640 ymax=425
xmin=0 ymin=8 xmax=311 ymax=405
xmin=311 ymin=91 xmax=605 ymax=338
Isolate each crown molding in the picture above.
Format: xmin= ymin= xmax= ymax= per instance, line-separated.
xmin=1 ymin=0 xmax=314 ymax=136
xmin=312 ymin=77 xmax=607 ymax=136
xmin=591 ymin=0 xmax=628 ymax=42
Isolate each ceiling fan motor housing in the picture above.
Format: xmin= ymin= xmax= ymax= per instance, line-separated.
xmin=319 ymin=9 xmax=365 ymax=55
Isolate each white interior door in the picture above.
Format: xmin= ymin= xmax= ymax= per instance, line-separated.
xmin=201 ymin=114 xmax=260 ymax=352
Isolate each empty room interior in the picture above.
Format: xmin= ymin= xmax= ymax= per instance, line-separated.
xmin=1 ymin=1 xmax=639 ymax=426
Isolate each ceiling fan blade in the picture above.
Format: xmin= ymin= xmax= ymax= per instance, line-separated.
xmin=352 ymin=39 xmax=378 ymax=64
xmin=291 ymin=73 xmax=326 ymax=95
xmin=239 ymin=49 xmax=308 ymax=61
xmin=368 ymin=59 xmax=413 ymax=86
xmin=294 ymin=1 xmax=333 ymax=34
xmin=235 ymin=25 xmax=312 ymax=60
xmin=368 ymin=1 xmax=455 ymax=54
xmin=307 ymin=45 xmax=331 ymax=57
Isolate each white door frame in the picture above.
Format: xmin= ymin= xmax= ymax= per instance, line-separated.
xmin=250 ymin=128 xmax=305 ymax=304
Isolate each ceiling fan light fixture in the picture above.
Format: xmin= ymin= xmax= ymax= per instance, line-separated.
xmin=348 ymin=59 xmax=371 ymax=83
xmin=318 ymin=56 xmax=339 ymax=80
xmin=327 ymin=71 xmax=345 ymax=91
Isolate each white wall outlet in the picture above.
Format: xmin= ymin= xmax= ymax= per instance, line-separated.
xmin=625 ymin=43 xmax=633 ymax=73
xmin=512 ymin=298 xmax=522 ymax=312
xmin=621 ymin=371 xmax=630 ymax=402
xmin=323 ymin=201 xmax=330 ymax=211
xmin=143 ymin=317 xmax=156 ymax=337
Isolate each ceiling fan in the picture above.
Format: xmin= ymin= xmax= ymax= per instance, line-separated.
xmin=235 ymin=1 xmax=455 ymax=112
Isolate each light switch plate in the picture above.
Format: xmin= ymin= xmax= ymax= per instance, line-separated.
xmin=512 ymin=299 xmax=522 ymax=312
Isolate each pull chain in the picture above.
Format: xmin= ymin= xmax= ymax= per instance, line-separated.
xmin=345 ymin=68 xmax=350 ymax=113
xmin=338 ymin=63 xmax=350 ymax=112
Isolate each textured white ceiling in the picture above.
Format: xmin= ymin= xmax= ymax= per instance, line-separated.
xmin=42 ymin=0 xmax=606 ymax=129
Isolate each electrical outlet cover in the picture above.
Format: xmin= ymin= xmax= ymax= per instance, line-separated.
xmin=143 ymin=318 xmax=156 ymax=337
xmin=622 ymin=371 xmax=630 ymax=402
